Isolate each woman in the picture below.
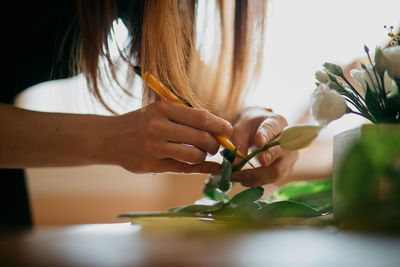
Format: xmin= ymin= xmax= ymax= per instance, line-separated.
xmin=0 ymin=0 xmax=298 ymax=228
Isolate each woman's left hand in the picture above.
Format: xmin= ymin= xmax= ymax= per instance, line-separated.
xmin=230 ymin=107 xmax=299 ymax=187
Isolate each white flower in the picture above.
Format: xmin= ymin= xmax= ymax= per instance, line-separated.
xmin=382 ymin=46 xmax=400 ymax=79
xmin=350 ymin=65 xmax=395 ymax=94
xmin=310 ymin=83 xmax=347 ymax=125
xmin=315 ymin=70 xmax=330 ymax=83
xmin=280 ymin=125 xmax=322 ymax=151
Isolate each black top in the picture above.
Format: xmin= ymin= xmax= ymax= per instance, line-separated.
xmin=1 ymin=1 xmax=78 ymax=228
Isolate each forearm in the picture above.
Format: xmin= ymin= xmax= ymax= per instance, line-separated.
xmin=0 ymin=103 xmax=114 ymax=168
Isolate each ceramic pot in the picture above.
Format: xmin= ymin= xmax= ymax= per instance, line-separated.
xmin=332 ymin=124 xmax=400 ymax=223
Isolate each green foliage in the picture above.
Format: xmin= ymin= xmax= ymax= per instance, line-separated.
xmin=120 ymin=143 xmax=333 ymax=224
xmin=120 ymin=181 xmax=331 ymax=222
xmin=256 ymin=200 xmax=323 ymax=218
xmin=203 ymin=148 xmax=236 ymax=198
xmin=320 ymin=46 xmax=400 ymax=124
xmin=204 ymin=189 xmax=229 ymax=202
xmin=269 ymin=180 xmax=333 ymax=213
xmin=228 ymin=186 xmax=264 ymax=207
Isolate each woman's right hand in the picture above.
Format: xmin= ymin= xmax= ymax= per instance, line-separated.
xmin=104 ymin=101 xmax=233 ymax=174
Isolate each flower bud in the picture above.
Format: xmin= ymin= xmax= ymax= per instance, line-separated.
xmin=279 ymin=125 xmax=322 ymax=151
xmin=323 ymin=62 xmax=343 ymax=76
xmin=315 ymin=70 xmax=330 ymax=83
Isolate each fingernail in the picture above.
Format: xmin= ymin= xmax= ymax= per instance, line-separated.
xmin=225 ymin=120 xmax=233 ymax=134
xmin=263 ymin=153 xmax=272 ymax=166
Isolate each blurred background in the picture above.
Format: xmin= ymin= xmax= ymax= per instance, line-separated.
xmin=15 ymin=0 xmax=399 ymax=225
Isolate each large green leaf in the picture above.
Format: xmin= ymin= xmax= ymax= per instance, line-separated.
xmin=256 ymin=200 xmax=323 ymax=218
xmin=269 ymin=180 xmax=332 ymax=213
xmin=213 ymin=187 xmax=264 ymax=218
xmin=228 ymin=186 xmax=264 ymax=207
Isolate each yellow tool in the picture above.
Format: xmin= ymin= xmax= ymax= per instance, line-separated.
xmin=134 ymin=66 xmax=253 ymax=167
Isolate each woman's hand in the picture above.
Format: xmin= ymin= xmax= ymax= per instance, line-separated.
xmin=230 ymin=107 xmax=299 ymax=187
xmin=105 ymin=101 xmax=233 ymax=174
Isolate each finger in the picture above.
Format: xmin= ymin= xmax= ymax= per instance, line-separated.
xmin=258 ymin=144 xmax=284 ymax=167
xmin=255 ymin=115 xmax=288 ymax=148
xmin=162 ymin=102 xmax=233 ymax=137
xmin=231 ymin=151 xmax=299 ymax=187
xmin=165 ymin=121 xmax=220 ymax=155
xmin=158 ymin=159 xmax=221 ymax=173
xmin=162 ymin=142 xmax=207 ymax=164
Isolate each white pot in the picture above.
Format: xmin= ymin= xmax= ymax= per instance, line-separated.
xmin=332 ymin=124 xmax=400 ymax=223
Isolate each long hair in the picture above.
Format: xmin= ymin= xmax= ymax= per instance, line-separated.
xmin=77 ymin=0 xmax=266 ymax=122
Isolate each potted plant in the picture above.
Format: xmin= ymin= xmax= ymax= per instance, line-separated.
xmin=311 ymin=38 xmax=400 ymax=229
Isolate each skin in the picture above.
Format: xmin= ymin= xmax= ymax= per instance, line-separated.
xmin=0 ymin=102 xmax=297 ymax=186
xmin=230 ymin=107 xmax=299 ymax=187
xmin=0 ymin=101 xmax=231 ymax=174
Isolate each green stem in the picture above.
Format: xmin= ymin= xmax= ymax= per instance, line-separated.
xmin=233 ymin=141 xmax=281 ymax=172
xmin=343 ymin=95 xmax=375 ymax=122
xmin=339 ymin=87 xmax=370 ymax=117
xmin=364 ymin=67 xmax=386 ymax=108
xmin=349 ymin=110 xmax=375 ymax=123
xmin=366 ymin=54 xmax=387 ymax=106
xmin=333 ymin=78 xmax=373 ymax=120
xmin=339 ymin=74 xmax=366 ymax=103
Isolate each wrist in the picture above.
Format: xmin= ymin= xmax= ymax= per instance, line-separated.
xmin=82 ymin=114 xmax=120 ymax=166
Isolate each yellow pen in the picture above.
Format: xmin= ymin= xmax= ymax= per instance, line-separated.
xmin=134 ymin=66 xmax=253 ymax=167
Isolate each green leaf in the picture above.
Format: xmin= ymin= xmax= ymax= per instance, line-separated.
xmin=228 ymin=186 xmax=264 ymax=207
xmin=214 ymin=187 xmax=264 ymax=218
xmin=218 ymin=158 xmax=232 ymax=192
xmin=221 ymin=147 xmax=238 ymax=164
xmin=256 ymin=200 xmax=323 ymax=218
xmin=204 ymin=189 xmax=229 ymax=202
xmin=203 ymin=155 xmax=231 ymax=193
xmin=323 ymin=62 xmax=343 ymax=76
xmin=270 ymin=180 xmax=332 ymax=200
xmin=290 ymin=191 xmax=332 ymax=214
xmin=168 ymin=202 xmax=224 ymax=214
xmin=203 ymin=148 xmax=236 ymax=195
xmin=269 ymin=180 xmax=333 ymax=213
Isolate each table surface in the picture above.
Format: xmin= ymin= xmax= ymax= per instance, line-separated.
xmin=1 ymin=222 xmax=400 ymax=267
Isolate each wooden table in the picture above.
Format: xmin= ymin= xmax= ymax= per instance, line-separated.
xmin=1 ymin=223 xmax=400 ymax=267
